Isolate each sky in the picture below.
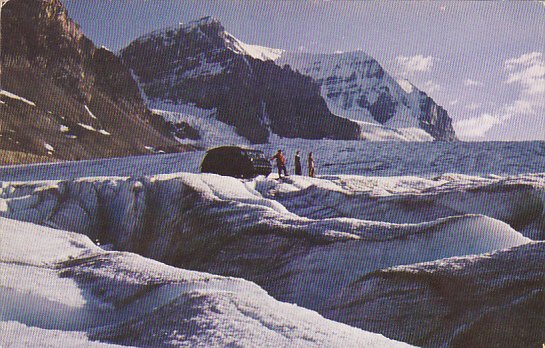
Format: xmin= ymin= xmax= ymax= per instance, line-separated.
xmin=63 ymin=1 xmax=545 ymax=141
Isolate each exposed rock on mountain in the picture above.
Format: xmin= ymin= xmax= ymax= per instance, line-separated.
xmin=0 ymin=0 xmax=187 ymax=163
xmin=120 ymin=17 xmax=362 ymax=144
xmin=121 ymin=17 xmax=456 ymax=143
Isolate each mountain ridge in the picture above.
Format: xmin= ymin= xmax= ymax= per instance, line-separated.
xmin=120 ymin=17 xmax=362 ymax=144
xmin=121 ymin=16 xmax=457 ymax=143
xmin=0 ymin=0 xmax=188 ymax=164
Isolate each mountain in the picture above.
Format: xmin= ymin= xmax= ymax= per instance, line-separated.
xmin=120 ymin=17 xmax=363 ymax=144
xmin=0 ymin=0 xmax=187 ymax=164
xmin=120 ymin=17 xmax=456 ymax=143
xmin=276 ymin=52 xmax=457 ymax=141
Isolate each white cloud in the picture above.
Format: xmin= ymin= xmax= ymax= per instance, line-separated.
xmin=395 ymin=55 xmax=436 ymax=77
xmin=423 ymin=79 xmax=440 ymax=93
xmin=465 ymin=102 xmax=482 ymax=110
xmin=502 ymin=52 xmax=545 ymax=120
xmin=453 ymin=114 xmax=501 ymax=138
xmin=458 ymin=52 xmax=545 ymax=140
xmin=505 ymin=52 xmax=542 ymax=69
xmin=449 ymin=99 xmax=459 ymax=106
xmin=464 ymin=78 xmax=484 ymax=87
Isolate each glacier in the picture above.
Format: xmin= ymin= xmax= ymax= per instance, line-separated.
xmin=0 ymin=217 xmax=412 ymax=347
xmin=1 ymin=140 xmax=544 ymax=346
xmin=325 ymin=241 xmax=545 ymax=347
xmin=0 ymin=172 xmax=536 ymax=313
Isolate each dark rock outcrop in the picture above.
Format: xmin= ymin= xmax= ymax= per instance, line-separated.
xmin=418 ymin=91 xmax=457 ymax=141
xmin=0 ymin=0 xmax=186 ymax=163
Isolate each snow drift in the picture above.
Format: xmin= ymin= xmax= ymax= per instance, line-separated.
xmin=0 ymin=173 xmax=532 ymax=313
xmin=0 ymin=217 xmax=411 ymax=347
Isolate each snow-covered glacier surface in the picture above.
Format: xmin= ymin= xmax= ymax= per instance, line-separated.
xmin=1 ymin=140 xmax=545 ymax=182
xmin=1 ymin=141 xmax=544 ymax=347
xmin=325 ymin=241 xmax=545 ymax=347
xmin=0 ymin=217 xmax=412 ymax=347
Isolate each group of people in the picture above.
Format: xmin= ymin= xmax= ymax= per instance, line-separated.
xmin=271 ymin=150 xmax=314 ymax=179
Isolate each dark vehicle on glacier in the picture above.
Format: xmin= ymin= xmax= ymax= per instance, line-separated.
xmin=200 ymin=146 xmax=272 ymax=178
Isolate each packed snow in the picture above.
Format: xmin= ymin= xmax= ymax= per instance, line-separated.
xmin=151 ymin=104 xmax=249 ymax=147
xmin=276 ymin=51 xmax=425 ymax=129
xmin=0 ymin=90 xmax=37 ymax=107
xmin=224 ymin=31 xmax=284 ymax=61
xmin=43 ymin=143 xmax=55 ymax=152
xmin=97 ymin=129 xmax=111 ymax=136
xmin=76 ymin=122 xmax=111 ymax=136
xmin=78 ymin=123 xmax=97 ymax=131
xmin=0 ymin=217 xmax=412 ymax=347
xmin=356 ymin=121 xmax=434 ymax=141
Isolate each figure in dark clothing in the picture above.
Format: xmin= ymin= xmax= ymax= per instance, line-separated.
xmin=271 ymin=149 xmax=289 ymax=178
xmin=294 ymin=151 xmax=302 ymax=175
xmin=308 ymin=152 xmax=315 ymax=177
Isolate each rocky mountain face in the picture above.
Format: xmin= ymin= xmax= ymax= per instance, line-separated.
xmin=0 ymin=0 xmax=186 ymax=163
xmin=121 ymin=17 xmax=456 ymax=143
xmin=277 ymin=52 xmax=457 ymax=141
xmin=120 ymin=17 xmax=362 ymax=144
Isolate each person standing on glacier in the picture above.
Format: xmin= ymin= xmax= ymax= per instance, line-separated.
xmin=308 ymin=152 xmax=315 ymax=177
xmin=271 ymin=149 xmax=289 ymax=178
xmin=294 ymin=150 xmax=302 ymax=175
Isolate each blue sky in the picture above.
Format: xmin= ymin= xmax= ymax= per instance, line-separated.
xmin=64 ymin=1 xmax=545 ymax=141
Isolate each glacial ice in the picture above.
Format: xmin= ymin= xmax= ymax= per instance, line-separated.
xmin=325 ymin=241 xmax=545 ymax=347
xmin=0 ymin=217 xmax=412 ymax=347
xmin=1 ymin=147 xmax=543 ymax=346
xmin=0 ymin=172 xmax=534 ymax=314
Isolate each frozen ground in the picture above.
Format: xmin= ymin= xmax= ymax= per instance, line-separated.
xmin=0 ymin=217 xmax=412 ymax=347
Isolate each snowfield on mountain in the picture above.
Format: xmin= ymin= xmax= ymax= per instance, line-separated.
xmin=121 ymin=17 xmax=456 ymax=143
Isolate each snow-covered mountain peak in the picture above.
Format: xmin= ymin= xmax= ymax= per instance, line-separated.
xmin=131 ymin=17 xmax=283 ymax=62
xmin=278 ymin=50 xmax=377 ymax=80
xmin=396 ymin=78 xmax=416 ymax=94
xmin=182 ymin=15 xmax=221 ymax=28
xmin=122 ymin=16 xmax=456 ymax=142
xmin=277 ymin=50 xmax=457 ymax=140
xmin=223 ymin=31 xmax=284 ymax=61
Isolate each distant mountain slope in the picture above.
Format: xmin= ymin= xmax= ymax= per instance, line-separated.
xmin=120 ymin=17 xmax=362 ymax=144
xmin=0 ymin=0 xmax=187 ymax=164
xmin=277 ymin=51 xmax=457 ymax=141
xmin=121 ymin=17 xmax=456 ymax=143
